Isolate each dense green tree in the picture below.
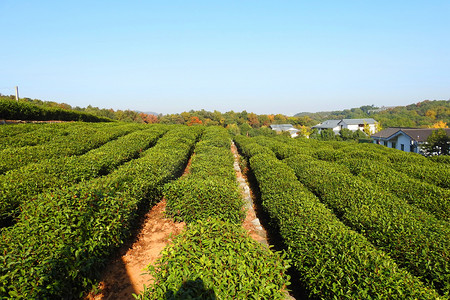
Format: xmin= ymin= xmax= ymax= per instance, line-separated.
xmin=423 ymin=129 xmax=450 ymax=155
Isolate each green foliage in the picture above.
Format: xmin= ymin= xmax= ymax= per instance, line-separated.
xmin=137 ymin=219 xmax=290 ymax=300
xmin=295 ymin=100 xmax=450 ymax=128
xmin=165 ymin=127 xmax=244 ymax=224
xmin=423 ymin=128 xmax=450 ymax=155
xmin=0 ymin=123 xmax=144 ymax=174
xmin=338 ymin=157 xmax=450 ymax=221
xmin=339 ymin=128 xmax=354 ymax=140
xmin=0 ymin=122 xmax=81 ymax=149
xmin=284 ymin=155 xmax=450 ymax=295
xmin=0 ymin=97 xmax=112 ymax=122
xmin=234 ymin=136 xmax=442 ymax=299
xmin=0 ymin=126 xmax=201 ymax=299
xmin=0 ymin=125 xmax=168 ymax=226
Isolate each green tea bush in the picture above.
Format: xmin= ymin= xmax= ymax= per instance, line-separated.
xmin=0 ymin=122 xmax=82 ymax=149
xmin=0 ymin=125 xmax=168 ymax=226
xmin=429 ymin=155 xmax=450 ymax=164
xmin=284 ymin=155 xmax=450 ymax=295
xmin=233 ymin=135 xmax=442 ymax=299
xmin=0 ymin=123 xmax=143 ymax=174
xmin=338 ymin=157 xmax=450 ymax=221
xmin=0 ymin=122 xmax=41 ymax=138
xmin=0 ymin=126 xmax=201 ymax=299
xmin=165 ymin=127 xmax=244 ymax=224
xmin=0 ymin=98 xmax=111 ymax=122
xmin=137 ymin=219 xmax=290 ymax=300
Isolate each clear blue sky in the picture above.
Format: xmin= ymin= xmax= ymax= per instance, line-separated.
xmin=1 ymin=1 xmax=449 ymax=115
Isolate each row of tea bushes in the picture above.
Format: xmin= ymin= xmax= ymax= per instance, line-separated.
xmin=258 ymin=136 xmax=450 ymax=191
xmin=284 ymin=155 xmax=450 ymax=295
xmin=338 ymin=157 xmax=450 ymax=221
xmin=0 ymin=122 xmax=85 ymax=149
xmin=299 ymin=141 xmax=450 ymax=189
xmin=0 ymin=126 xmax=201 ymax=299
xmin=0 ymin=123 xmax=144 ymax=174
xmin=164 ymin=126 xmax=244 ymax=224
xmin=137 ymin=219 xmax=290 ymax=300
xmin=140 ymin=128 xmax=290 ymax=299
xmin=0 ymin=125 xmax=168 ymax=226
xmin=235 ymin=136 xmax=441 ymax=299
xmin=0 ymin=122 xmax=41 ymax=138
xmin=0 ymin=98 xmax=112 ymax=122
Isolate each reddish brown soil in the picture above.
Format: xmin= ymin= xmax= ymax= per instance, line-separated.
xmin=86 ymin=199 xmax=185 ymax=300
xmin=86 ymin=157 xmax=193 ymax=299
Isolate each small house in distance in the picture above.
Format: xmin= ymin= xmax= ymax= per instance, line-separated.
xmin=312 ymin=118 xmax=378 ymax=135
xmin=269 ymin=124 xmax=299 ymax=138
xmin=371 ymin=128 xmax=450 ymax=153
xmin=312 ymin=120 xmax=341 ymax=134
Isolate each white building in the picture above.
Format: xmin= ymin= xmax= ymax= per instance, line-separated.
xmin=269 ymin=124 xmax=299 ymax=138
xmin=338 ymin=119 xmax=377 ymax=135
xmin=312 ymin=118 xmax=377 ymax=135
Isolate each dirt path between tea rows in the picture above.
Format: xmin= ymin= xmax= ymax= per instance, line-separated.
xmin=86 ymin=142 xmax=285 ymax=299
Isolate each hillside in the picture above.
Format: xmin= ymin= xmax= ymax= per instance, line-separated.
xmin=295 ymin=100 xmax=450 ymax=128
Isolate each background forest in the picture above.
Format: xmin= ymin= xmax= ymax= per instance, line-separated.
xmin=1 ymin=95 xmax=448 ymax=132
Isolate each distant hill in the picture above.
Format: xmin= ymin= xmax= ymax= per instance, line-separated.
xmin=295 ymin=100 xmax=450 ymax=128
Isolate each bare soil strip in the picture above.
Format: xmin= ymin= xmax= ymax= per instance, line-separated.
xmin=85 ymin=157 xmax=193 ymax=299
xmin=231 ymin=142 xmax=269 ymax=246
xmin=86 ymin=199 xmax=185 ymax=300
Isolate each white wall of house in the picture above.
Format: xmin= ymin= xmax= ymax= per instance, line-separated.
xmin=343 ymin=124 xmax=360 ymax=131
xmin=397 ymin=134 xmax=412 ymax=152
xmin=341 ymin=123 xmax=377 ymax=134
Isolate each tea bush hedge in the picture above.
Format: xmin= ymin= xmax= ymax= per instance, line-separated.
xmin=0 ymin=123 xmax=143 ymax=174
xmin=137 ymin=219 xmax=290 ymax=300
xmin=234 ymin=136 xmax=442 ymax=299
xmin=338 ymin=157 xmax=450 ymax=221
xmin=0 ymin=98 xmax=111 ymax=122
xmin=284 ymin=155 xmax=450 ymax=295
xmin=165 ymin=127 xmax=244 ymax=224
xmin=0 ymin=126 xmax=201 ymax=299
xmin=0 ymin=125 xmax=168 ymax=226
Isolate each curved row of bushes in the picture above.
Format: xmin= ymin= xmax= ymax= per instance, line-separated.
xmin=139 ymin=127 xmax=290 ymax=299
xmin=0 ymin=98 xmax=112 ymax=122
xmin=0 ymin=126 xmax=201 ymax=299
xmin=235 ymin=135 xmax=442 ymax=299
xmin=164 ymin=126 xmax=244 ymax=224
xmin=0 ymin=122 xmax=41 ymax=138
xmin=254 ymin=137 xmax=449 ymax=221
xmin=0 ymin=125 xmax=168 ymax=226
xmin=0 ymin=123 xmax=143 ymax=174
xmin=338 ymin=157 xmax=450 ymax=221
xmin=284 ymin=154 xmax=450 ymax=295
xmin=0 ymin=122 xmax=84 ymax=149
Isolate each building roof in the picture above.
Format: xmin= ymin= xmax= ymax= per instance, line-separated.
xmin=312 ymin=120 xmax=341 ymax=129
xmin=339 ymin=118 xmax=377 ymax=125
xmin=372 ymin=128 xmax=450 ymax=142
xmin=402 ymin=128 xmax=450 ymax=143
xmin=270 ymin=124 xmax=295 ymax=131
xmin=371 ymin=127 xmax=403 ymax=139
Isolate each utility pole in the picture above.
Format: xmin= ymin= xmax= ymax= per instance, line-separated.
xmin=15 ymin=86 xmax=19 ymax=101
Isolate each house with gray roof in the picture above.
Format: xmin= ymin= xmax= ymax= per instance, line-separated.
xmin=269 ymin=124 xmax=299 ymax=138
xmin=312 ymin=118 xmax=377 ymax=135
xmin=371 ymin=128 xmax=450 ymax=153
xmin=312 ymin=120 xmax=341 ymax=134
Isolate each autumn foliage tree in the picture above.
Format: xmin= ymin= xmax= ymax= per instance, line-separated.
xmin=187 ymin=116 xmax=203 ymax=126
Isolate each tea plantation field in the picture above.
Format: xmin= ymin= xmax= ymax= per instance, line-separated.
xmin=0 ymin=123 xmax=448 ymax=299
